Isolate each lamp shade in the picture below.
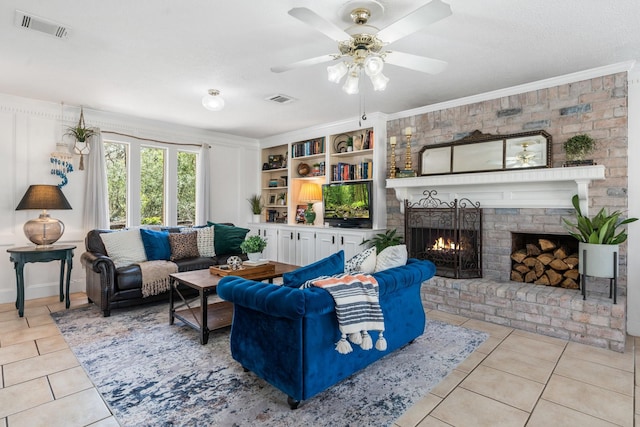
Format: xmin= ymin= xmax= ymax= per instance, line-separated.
xmin=299 ymin=183 xmax=322 ymax=202
xmin=16 ymin=185 xmax=72 ymax=211
xmin=16 ymin=185 xmax=71 ymax=246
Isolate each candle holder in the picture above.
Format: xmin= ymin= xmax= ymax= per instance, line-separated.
xmin=398 ymin=128 xmax=417 ymax=178
xmin=389 ymin=137 xmax=397 ymax=179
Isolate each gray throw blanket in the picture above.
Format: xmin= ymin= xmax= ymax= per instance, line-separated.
xmin=308 ymin=273 xmax=386 ymax=354
xmin=138 ymin=260 xmax=178 ymax=298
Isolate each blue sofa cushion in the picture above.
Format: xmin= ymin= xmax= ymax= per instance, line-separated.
xmin=282 ymin=251 xmax=345 ymax=287
xmin=139 ymin=228 xmax=171 ymax=261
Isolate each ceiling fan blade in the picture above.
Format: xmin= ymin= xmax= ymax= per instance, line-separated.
xmin=288 ymin=7 xmax=350 ymax=41
xmin=271 ymin=54 xmax=336 ymax=73
xmin=385 ymin=51 xmax=447 ymax=74
xmin=377 ymin=0 xmax=452 ymax=45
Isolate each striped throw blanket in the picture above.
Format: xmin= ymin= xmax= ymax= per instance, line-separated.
xmin=307 ymin=273 xmax=387 ymax=354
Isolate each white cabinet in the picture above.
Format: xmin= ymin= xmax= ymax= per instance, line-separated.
xmin=277 ymin=228 xmax=297 ymax=264
xmin=295 ymin=229 xmax=316 ymax=266
xmin=247 ymin=224 xmax=278 ymax=261
xmin=315 ymin=229 xmax=377 ymax=261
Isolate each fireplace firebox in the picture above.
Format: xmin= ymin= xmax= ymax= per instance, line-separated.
xmin=405 ymin=191 xmax=482 ymax=278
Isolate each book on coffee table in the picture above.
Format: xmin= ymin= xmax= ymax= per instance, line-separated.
xmin=244 ymin=259 xmax=269 ymax=266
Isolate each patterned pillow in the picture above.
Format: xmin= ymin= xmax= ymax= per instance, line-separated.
xmin=374 ymin=245 xmax=408 ymax=272
xmin=100 ymin=229 xmax=148 ymax=268
xmin=196 ymin=226 xmax=215 ymax=257
xmin=345 ymin=247 xmax=377 ymax=274
xmin=168 ymin=232 xmax=199 ymax=261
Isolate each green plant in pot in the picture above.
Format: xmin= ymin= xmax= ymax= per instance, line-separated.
xmin=361 ymin=229 xmax=403 ymax=253
xmin=562 ymin=194 xmax=637 ymax=278
xmin=240 ymin=235 xmax=267 ymax=262
xmin=247 ymin=194 xmax=264 ymax=221
xmin=563 ymin=134 xmax=596 ymax=166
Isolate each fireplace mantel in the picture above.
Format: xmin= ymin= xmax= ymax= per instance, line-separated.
xmin=386 ymin=165 xmax=605 ymax=215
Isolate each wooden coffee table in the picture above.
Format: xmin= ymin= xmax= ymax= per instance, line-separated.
xmin=169 ymin=261 xmax=298 ymax=344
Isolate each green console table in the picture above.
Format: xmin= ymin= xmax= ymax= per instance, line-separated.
xmin=7 ymin=245 xmax=76 ymax=317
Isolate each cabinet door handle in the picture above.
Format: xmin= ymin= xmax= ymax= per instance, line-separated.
xmin=332 ymin=236 xmax=335 ymax=244
xmin=297 ymin=233 xmax=300 ymax=241
xmin=341 ymin=236 xmax=344 ymax=245
xmin=290 ymin=232 xmax=293 ymax=240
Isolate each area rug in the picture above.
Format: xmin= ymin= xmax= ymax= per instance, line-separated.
xmin=52 ymin=303 xmax=487 ymax=427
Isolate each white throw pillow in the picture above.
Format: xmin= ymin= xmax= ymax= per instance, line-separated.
xmin=196 ymin=226 xmax=216 ymax=257
xmin=374 ymin=244 xmax=408 ymax=272
xmin=100 ymin=229 xmax=148 ymax=268
xmin=344 ymin=247 xmax=377 ymax=274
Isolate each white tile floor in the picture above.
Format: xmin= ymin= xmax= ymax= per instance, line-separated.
xmin=0 ymin=293 xmax=637 ymax=426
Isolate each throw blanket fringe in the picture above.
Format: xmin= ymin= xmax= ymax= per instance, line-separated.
xmin=309 ymin=273 xmax=386 ymax=354
xmin=138 ymin=260 xmax=178 ymax=298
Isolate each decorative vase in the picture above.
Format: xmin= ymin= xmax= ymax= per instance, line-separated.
xmin=252 ymin=214 xmax=261 ymax=223
xmin=578 ymin=242 xmax=618 ymax=278
xmin=247 ymin=252 xmax=261 ymax=262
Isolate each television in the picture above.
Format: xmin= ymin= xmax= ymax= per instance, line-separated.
xmin=322 ymin=181 xmax=372 ymax=228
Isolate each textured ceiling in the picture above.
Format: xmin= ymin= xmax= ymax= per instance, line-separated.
xmin=1 ymin=0 xmax=639 ymax=139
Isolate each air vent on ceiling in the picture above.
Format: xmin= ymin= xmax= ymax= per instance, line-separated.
xmin=265 ymin=94 xmax=296 ymax=104
xmin=14 ymin=10 xmax=69 ymax=39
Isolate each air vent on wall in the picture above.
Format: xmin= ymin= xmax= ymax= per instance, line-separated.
xmin=265 ymin=94 xmax=296 ymax=104
xmin=14 ymin=10 xmax=69 ymax=39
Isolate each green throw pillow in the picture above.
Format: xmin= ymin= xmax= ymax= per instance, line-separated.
xmin=208 ymin=222 xmax=249 ymax=255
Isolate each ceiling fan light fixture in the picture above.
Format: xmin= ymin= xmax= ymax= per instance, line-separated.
xmin=327 ymin=61 xmax=348 ymax=83
xmin=342 ymin=69 xmax=360 ymax=95
xmin=368 ymin=71 xmax=389 ymax=91
xmin=364 ymin=55 xmax=384 ymax=76
xmin=201 ymin=89 xmax=225 ymax=111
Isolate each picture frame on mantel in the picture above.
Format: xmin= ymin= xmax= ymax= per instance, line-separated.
xmin=419 ymin=130 xmax=552 ymax=176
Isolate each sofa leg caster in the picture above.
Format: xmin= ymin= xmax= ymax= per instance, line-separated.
xmin=287 ymin=396 xmax=300 ymax=410
xmin=102 ymin=310 xmax=111 ymax=317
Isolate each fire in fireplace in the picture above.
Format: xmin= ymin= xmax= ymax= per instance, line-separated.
xmin=405 ymin=191 xmax=482 ymax=278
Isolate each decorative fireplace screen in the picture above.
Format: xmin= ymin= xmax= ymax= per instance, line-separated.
xmin=405 ymin=191 xmax=482 ymax=278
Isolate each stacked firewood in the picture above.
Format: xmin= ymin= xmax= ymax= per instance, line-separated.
xmin=510 ymin=239 xmax=580 ymax=289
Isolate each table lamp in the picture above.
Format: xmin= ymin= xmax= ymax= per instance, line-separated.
xmin=15 ymin=185 xmax=72 ymax=246
xmin=298 ymin=183 xmax=322 ymax=225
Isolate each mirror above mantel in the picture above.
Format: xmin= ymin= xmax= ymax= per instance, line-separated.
xmin=418 ymin=130 xmax=552 ymax=176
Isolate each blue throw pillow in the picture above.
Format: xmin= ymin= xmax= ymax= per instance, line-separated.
xmin=139 ymin=228 xmax=171 ymax=261
xmin=283 ymin=250 xmax=345 ymax=287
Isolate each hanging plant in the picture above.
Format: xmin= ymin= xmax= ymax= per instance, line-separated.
xmin=65 ymin=107 xmax=96 ymax=170
xmin=65 ymin=107 xmax=97 ymax=142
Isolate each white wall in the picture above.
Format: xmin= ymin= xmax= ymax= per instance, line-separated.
xmin=0 ymin=93 xmax=258 ymax=304
xmin=626 ymin=65 xmax=640 ymax=334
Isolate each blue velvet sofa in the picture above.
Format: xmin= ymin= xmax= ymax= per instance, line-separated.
xmin=217 ymin=256 xmax=437 ymax=408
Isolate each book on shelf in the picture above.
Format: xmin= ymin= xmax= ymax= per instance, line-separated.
xmin=292 ymin=137 xmax=325 ymax=158
xmin=331 ymin=159 xmax=373 ymax=181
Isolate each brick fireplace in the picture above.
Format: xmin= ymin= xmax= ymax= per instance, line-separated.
xmin=387 ymin=166 xmax=627 ymax=352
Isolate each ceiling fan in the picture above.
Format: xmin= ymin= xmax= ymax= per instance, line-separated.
xmin=271 ymin=0 xmax=452 ymax=94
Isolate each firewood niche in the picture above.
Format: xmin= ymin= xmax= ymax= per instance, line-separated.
xmin=510 ymin=233 xmax=579 ymax=289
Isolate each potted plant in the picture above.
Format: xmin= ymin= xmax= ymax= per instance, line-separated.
xmin=360 ymin=229 xmax=403 ymax=253
xmin=247 ymin=194 xmax=264 ymax=222
xmin=563 ymin=134 xmax=596 ymax=166
xmin=277 ymin=192 xmax=286 ymax=205
xmin=240 ymin=235 xmax=267 ymax=261
xmin=65 ymin=107 xmax=97 ymax=170
xmin=563 ymin=194 xmax=637 ymax=277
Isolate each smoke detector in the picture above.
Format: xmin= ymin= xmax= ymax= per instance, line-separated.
xmin=14 ymin=10 xmax=69 ymax=39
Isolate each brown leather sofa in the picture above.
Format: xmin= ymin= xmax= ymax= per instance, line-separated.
xmin=81 ymin=227 xmax=245 ymax=316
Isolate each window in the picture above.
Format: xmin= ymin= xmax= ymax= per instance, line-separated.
xmin=177 ymin=151 xmax=196 ymax=226
xmin=105 ymin=142 xmax=128 ymax=229
xmin=105 ymin=141 xmax=198 ymax=229
xmin=140 ymin=147 xmax=165 ymax=225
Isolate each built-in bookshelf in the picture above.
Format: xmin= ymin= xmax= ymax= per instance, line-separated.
xmin=256 ymin=114 xmax=386 ymax=229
